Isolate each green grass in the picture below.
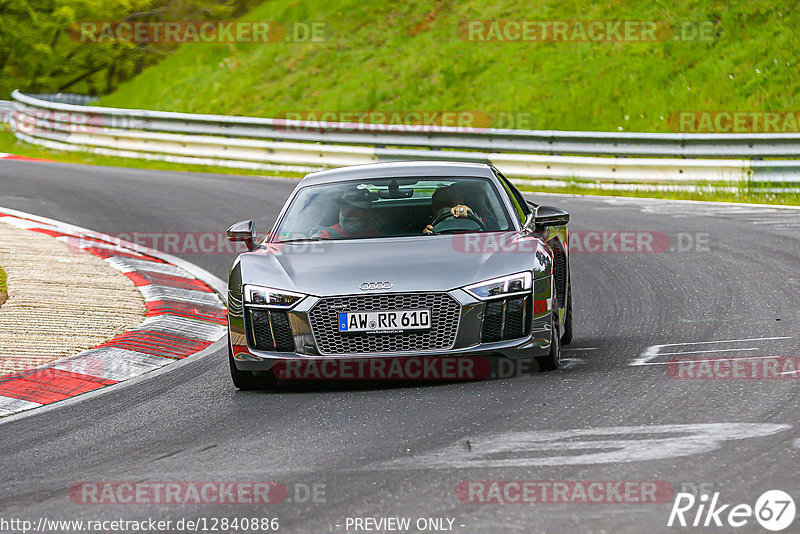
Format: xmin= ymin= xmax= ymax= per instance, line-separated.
xmin=10 ymin=0 xmax=790 ymax=206
xmin=99 ymin=0 xmax=800 ymax=133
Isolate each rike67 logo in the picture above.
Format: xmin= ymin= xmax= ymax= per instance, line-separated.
xmin=668 ymin=490 xmax=795 ymax=531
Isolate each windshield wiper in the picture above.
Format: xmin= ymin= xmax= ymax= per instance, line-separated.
xmin=279 ymin=236 xmax=324 ymax=243
xmin=426 ymin=228 xmax=486 ymax=235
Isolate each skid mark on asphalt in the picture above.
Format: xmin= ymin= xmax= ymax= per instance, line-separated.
xmin=362 ymin=423 xmax=790 ymax=470
xmin=630 ymin=337 xmax=792 ymax=366
xmin=558 ymin=357 xmax=584 ymax=371
xmin=603 ymin=198 xmax=800 ymax=229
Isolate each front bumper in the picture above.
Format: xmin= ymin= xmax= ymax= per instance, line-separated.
xmin=229 ymin=282 xmax=554 ymax=371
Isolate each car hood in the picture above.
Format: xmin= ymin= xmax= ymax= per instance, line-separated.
xmin=237 ymin=232 xmax=547 ymax=296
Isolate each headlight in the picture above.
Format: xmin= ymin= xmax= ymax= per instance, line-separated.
xmin=463 ymin=271 xmax=532 ymax=300
xmin=243 ymin=284 xmax=305 ymax=308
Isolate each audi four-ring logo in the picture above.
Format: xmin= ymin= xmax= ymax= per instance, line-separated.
xmin=359 ymin=281 xmax=393 ymax=290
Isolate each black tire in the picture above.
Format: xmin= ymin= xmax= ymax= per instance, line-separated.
xmin=561 ymin=286 xmax=573 ymax=345
xmin=228 ymin=340 xmax=277 ymax=390
xmin=536 ymin=316 xmax=561 ymax=372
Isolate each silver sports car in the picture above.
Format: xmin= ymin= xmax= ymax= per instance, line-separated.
xmin=225 ymin=161 xmax=572 ymax=389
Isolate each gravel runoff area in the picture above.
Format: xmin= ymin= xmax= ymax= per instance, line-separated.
xmin=0 ymin=218 xmax=145 ymax=376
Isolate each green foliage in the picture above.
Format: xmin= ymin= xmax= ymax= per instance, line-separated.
xmin=0 ymin=0 xmax=261 ymax=98
xmin=99 ymin=0 xmax=800 ymax=132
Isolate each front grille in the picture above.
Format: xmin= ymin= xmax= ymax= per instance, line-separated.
xmin=481 ymin=296 xmax=530 ymax=342
xmin=482 ymin=300 xmax=504 ymax=342
xmin=249 ymin=309 xmax=295 ymax=352
xmin=503 ymin=297 xmax=527 ymax=338
xmin=308 ymin=293 xmax=460 ymax=355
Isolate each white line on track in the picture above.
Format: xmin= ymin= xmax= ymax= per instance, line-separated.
xmin=630 ymin=336 xmax=792 ymax=366
xmin=657 ymin=347 xmax=758 ymax=356
xmin=633 ymin=355 xmax=783 ymax=366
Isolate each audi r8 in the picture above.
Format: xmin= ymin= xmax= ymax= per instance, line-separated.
xmin=225 ymin=161 xmax=572 ymax=389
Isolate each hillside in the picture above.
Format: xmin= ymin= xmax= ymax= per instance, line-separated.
xmin=94 ymin=1 xmax=800 ymax=132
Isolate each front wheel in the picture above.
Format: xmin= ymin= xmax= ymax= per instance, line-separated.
xmin=229 ymin=340 xmax=278 ymax=390
xmin=536 ymin=316 xmax=561 ymax=372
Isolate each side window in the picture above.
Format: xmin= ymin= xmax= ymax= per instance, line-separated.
xmin=495 ymin=170 xmax=529 ymax=225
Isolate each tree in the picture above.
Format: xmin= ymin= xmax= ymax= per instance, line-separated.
xmin=0 ymin=0 xmax=261 ymax=98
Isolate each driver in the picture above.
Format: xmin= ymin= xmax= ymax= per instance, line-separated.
xmin=423 ymin=185 xmax=483 ymax=234
xmin=314 ymin=188 xmax=380 ymax=239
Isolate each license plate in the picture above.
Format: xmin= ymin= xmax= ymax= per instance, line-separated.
xmin=338 ymin=309 xmax=431 ymax=333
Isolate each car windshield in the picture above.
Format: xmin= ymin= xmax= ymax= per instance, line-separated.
xmin=274 ymin=177 xmax=514 ymax=241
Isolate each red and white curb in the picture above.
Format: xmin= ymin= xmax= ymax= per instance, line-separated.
xmin=0 ymin=153 xmax=53 ymax=162
xmin=0 ymin=208 xmax=227 ymax=417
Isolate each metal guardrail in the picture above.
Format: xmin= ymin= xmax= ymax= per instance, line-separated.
xmin=3 ymin=94 xmax=94 ymax=126
xmin=0 ymin=100 xmax=11 ymax=124
xmin=24 ymin=93 xmax=98 ymax=106
xmin=8 ymin=90 xmax=800 ymax=184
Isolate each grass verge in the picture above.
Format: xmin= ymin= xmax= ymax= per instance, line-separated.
xmin=0 ymin=131 xmax=303 ymax=179
xmin=514 ymin=179 xmax=800 ymax=205
xmin=0 ymin=266 xmax=7 ymax=306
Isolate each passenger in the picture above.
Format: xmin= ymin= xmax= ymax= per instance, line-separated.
xmin=314 ymin=188 xmax=380 ymax=239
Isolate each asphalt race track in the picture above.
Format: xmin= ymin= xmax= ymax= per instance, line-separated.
xmin=2 ymin=159 xmax=800 ymax=533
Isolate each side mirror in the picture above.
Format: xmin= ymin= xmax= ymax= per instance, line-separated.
xmin=227 ymin=220 xmax=256 ymax=251
xmin=534 ymin=206 xmax=570 ymax=228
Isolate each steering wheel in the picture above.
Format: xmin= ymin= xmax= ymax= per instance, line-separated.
xmin=429 ymin=211 xmax=487 ymax=233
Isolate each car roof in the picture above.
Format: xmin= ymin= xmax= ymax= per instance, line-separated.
xmin=298 ymin=161 xmax=497 ymax=186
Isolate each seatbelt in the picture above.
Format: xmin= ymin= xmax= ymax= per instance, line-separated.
xmin=322 ymin=225 xmax=345 ymax=239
